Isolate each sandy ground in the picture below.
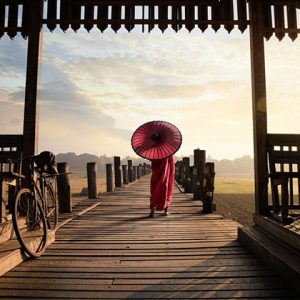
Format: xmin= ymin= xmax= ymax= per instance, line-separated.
xmin=214 ymin=194 xmax=255 ymax=227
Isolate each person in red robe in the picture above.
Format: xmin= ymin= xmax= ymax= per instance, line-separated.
xmin=149 ymin=156 xmax=175 ymax=217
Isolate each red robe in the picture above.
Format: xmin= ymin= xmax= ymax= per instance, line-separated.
xmin=150 ymin=156 xmax=175 ymax=211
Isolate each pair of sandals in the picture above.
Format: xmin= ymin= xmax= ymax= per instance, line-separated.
xmin=149 ymin=209 xmax=170 ymax=218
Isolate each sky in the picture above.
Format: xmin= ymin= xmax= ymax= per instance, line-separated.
xmin=0 ymin=24 xmax=300 ymax=160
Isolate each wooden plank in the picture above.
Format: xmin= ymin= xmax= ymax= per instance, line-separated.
xmin=0 ymin=177 xmax=297 ymax=298
xmin=268 ymin=134 xmax=300 ymax=147
xmin=0 ymin=288 xmax=297 ymax=298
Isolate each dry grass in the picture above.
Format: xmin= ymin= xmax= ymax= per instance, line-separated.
xmin=69 ymin=172 xmax=106 ymax=195
xmin=215 ymin=177 xmax=254 ymax=194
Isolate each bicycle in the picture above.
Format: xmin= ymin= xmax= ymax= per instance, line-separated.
xmin=12 ymin=151 xmax=59 ymax=258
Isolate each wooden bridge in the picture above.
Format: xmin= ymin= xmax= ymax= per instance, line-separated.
xmin=0 ymin=176 xmax=299 ymax=299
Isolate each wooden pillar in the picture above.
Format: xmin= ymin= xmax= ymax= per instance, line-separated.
xmin=122 ymin=165 xmax=128 ymax=184
xmin=193 ymin=149 xmax=206 ymax=200
xmin=23 ymin=1 xmax=44 ymax=158
xmin=137 ymin=166 xmax=141 ymax=179
xmin=249 ymin=0 xmax=269 ymax=215
xmin=132 ymin=166 xmax=137 ymax=181
xmin=182 ymin=157 xmax=192 ymax=193
xmin=142 ymin=163 xmax=146 ymax=176
xmin=128 ymin=160 xmax=133 ymax=182
xmin=106 ymin=164 xmax=113 ymax=192
xmin=87 ymin=162 xmax=97 ymax=199
xmin=114 ymin=156 xmax=122 ymax=188
xmin=202 ymin=162 xmax=215 ymax=214
xmin=57 ymin=162 xmax=72 ymax=213
xmin=0 ymin=181 xmax=5 ymax=222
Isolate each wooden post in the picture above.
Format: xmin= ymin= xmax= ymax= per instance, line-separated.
xmin=0 ymin=182 xmax=5 ymax=222
xmin=137 ymin=166 xmax=141 ymax=179
xmin=202 ymin=162 xmax=215 ymax=214
xmin=142 ymin=163 xmax=146 ymax=176
xmin=114 ymin=156 xmax=122 ymax=188
xmin=122 ymin=165 xmax=128 ymax=184
xmin=57 ymin=162 xmax=72 ymax=213
xmin=147 ymin=164 xmax=151 ymax=175
xmin=190 ymin=166 xmax=195 ymax=193
xmin=132 ymin=166 xmax=137 ymax=181
xmin=182 ymin=157 xmax=192 ymax=193
xmin=87 ymin=162 xmax=97 ymax=199
xmin=193 ymin=149 xmax=206 ymax=200
xmin=106 ymin=164 xmax=113 ymax=192
xmin=23 ymin=1 xmax=44 ymax=158
xmin=128 ymin=160 xmax=133 ymax=182
xmin=249 ymin=0 xmax=269 ymax=215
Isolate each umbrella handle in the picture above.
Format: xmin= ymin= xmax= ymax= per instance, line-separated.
xmin=151 ymin=133 xmax=161 ymax=141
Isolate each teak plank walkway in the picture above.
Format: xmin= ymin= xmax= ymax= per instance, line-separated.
xmin=0 ymin=176 xmax=299 ymax=299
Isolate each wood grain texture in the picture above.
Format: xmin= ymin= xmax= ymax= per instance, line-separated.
xmin=0 ymin=176 xmax=298 ymax=299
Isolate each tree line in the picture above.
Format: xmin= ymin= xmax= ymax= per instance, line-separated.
xmin=56 ymin=152 xmax=254 ymax=177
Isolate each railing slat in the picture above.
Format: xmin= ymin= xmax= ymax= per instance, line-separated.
xmin=60 ymin=0 xmax=71 ymax=32
xmin=71 ymin=2 xmax=82 ymax=32
xmin=198 ymin=4 xmax=208 ymax=32
xmin=287 ymin=5 xmax=297 ymax=41
xmin=47 ymin=0 xmax=58 ymax=32
xmin=97 ymin=5 xmax=108 ymax=32
xmin=111 ymin=5 xmax=121 ymax=32
xmin=7 ymin=3 xmax=18 ymax=38
xmin=237 ymin=0 xmax=247 ymax=33
xmin=185 ymin=5 xmax=195 ymax=32
xmin=84 ymin=5 xmax=94 ymax=32
xmin=274 ymin=4 xmax=285 ymax=40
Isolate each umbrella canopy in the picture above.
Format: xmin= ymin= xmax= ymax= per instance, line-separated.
xmin=131 ymin=121 xmax=182 ymax=160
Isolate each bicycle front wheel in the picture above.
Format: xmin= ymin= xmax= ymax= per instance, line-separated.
xmin=45 ymin=181 xmax=58 ymax=230
xmin=13 ymin=188 xmax=47 ymax=258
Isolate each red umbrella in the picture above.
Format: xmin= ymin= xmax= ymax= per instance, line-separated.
xmin=131 ymin=121 xmax=182 ymax=160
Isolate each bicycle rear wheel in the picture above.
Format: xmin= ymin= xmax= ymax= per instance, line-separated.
xmin=13 ymin=188 xmax=47 ymax=258
xmin=45 ymin=181 xmax=58 ymax=230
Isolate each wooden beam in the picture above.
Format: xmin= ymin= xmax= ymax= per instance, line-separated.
xmin=73 ymin=0 xmax=218 ymax=5
xmin=249 ymin=0 xmax=268 ymax=215
xmin=23 ymin=0 xmax=43 ymax=158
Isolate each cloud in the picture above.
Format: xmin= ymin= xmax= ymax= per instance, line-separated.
xmin=1 ymin=28 xmax=300 ymax=159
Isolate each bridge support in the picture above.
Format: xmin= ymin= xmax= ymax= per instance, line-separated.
xmin=23 ymin=0 xmax=44 ymax=158
xmin=249 ymin=0 xmax=268 ymax=215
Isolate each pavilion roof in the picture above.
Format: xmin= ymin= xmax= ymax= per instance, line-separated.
xmin=0 ymin=0 xmax=300 ymax=41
